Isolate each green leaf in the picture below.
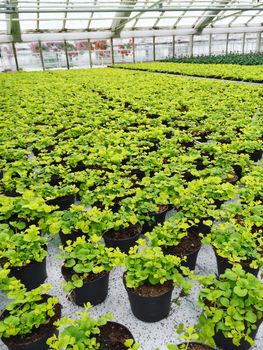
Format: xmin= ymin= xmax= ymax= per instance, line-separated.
xmin=234 ymin=286 xmax=247 ymax=297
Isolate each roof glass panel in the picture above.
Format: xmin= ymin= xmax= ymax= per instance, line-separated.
xmin=0 ymin=0 xmax=262 ymax=38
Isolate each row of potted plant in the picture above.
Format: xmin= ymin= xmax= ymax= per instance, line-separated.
xmin=113 ymin=62 xmax=263 ymax=82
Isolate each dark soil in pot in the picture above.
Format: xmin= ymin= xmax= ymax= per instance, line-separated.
xmin=1 ymin=296 xmax=62 ymax=350
xmin=9 ymin=256 xmax=47 ymax=291
xmin=124 ymin=277 xmax=174 ymax=322
xmin=162 ymin=233 xmax=201 ymax=271
xmin=61 ymin=266 xmax=109 ymax=306
xmin=178 ymin=343 xmax=215 ymax=350
xmin=97 ymin=322 xmax=135 ymax=350
xmin=214 ymin=250 xmax=259 ymax=277
xmin=103 ymin=223 xmax=142 ymax=253
xmin=46 ymin=194 xmax=75 ymax=210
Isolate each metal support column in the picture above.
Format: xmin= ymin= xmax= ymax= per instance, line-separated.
xmin=153 ymin=36 xmax=156 ymax=61
xmin=110 ymin=37 xmax=115 ymax=65
xmin=242 ymin=32 xmax=246 ymax=54
xmin=172 ymin=35 xmax=175 ymax=58
xmin=38 ymin=41 xmax=45 ymax=71
xmin=208 ymin=33 xmax=212 ymax=55
xmin=88 ymin=39 xmax=92 ymax=68
xmin=12 ymin=42 xmax=19 ymax=71
xmin=132 ymin=37 xmax=135 ymax=63
xmin=256 ymin=32 xmax=261 ymax=53
xmin=188 ymin=35 xmax=193 ymax=57
xmin=64 ymin=40 xmax=70 ymax=69
xmin=225 ymin=33 xmax=229 ymax=54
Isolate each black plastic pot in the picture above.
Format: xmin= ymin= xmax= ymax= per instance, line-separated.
xmin=1 ymin=300 xmax=62 ymax=350
xmin=142 ymin=205 xmax=169 ymax=234
xmin=103 ymin=224 xmax=142 ymax=253
xmin=98 ymin=322 xmax=135 ymax=350
xmin=214 ymin=251 xmax=259 ymax=277
xmin=47 ymin=195 xmax=75 ymax=210
xmin=178 ymin=342 xmax=215 ymax=350
xmin=2 ymin=329 xmax=59 ymax=350
xmin=214 ymin=324 xmax=261 ymax=350
xmin=124 ymin=279 xmax=174 ymax=322
xmin=249 ymin=150 xmax=262 ymax=162
xmin=9 ymin=257 xmax=47 ymax=291
xmin=59 ymin=230 xmax=83 ymax=246
xmin=62 ymin=266 xmax=109 ymax=307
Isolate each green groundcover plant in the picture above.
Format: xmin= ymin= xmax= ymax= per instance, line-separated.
xmin=58 ymin=235 xmax=125 ymax=292
xmin=124 ymin=240 xmax=192 ymax=293
xmin=0 ymin=283 xmax=60 ymax=339
xmin=47 ymin=303 xmax=139 ymax=350
xmin=0 ymin=225 xmax=48 ymax=267
xmin=176 ymin=265 xmax=263 ymax=347
xmin=203 ymin=221 xmax=263 ymax=269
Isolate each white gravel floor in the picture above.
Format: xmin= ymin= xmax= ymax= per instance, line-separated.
xmin=1 ymin=210 xmax=262 ymax=350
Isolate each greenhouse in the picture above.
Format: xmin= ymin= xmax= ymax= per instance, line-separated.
xmin=0 ymin=1 xmax=263 ymax=350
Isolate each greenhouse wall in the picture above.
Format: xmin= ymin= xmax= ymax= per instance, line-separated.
xmin=0 ymin=32 xmax=262 ymax=72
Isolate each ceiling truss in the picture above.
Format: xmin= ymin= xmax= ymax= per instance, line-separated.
xmin=0 ymin=0 xmax=263 ymax=42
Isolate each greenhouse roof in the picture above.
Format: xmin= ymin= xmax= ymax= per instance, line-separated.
xmin=1 ymin=0 xmax=263 ymax=42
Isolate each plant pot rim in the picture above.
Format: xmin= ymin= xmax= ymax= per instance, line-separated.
xmin=123 ymin=273 xmax=174 ymax=298
xmin=103 ymin=223 xmax=142 ymax=242
xmin=62 ymin=264 xmax=110 ymax=284
xmin=212 ymin=245 xmax=261 ymax=270
xmin=178 ymin=342 xmax=215 ymax=350
xmin=162 ymin=233 xmax=202 ymax=257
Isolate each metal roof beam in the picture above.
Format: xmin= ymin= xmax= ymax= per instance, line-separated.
xmin=111 ymin=0 xmax=137 ymax=36
xmin=7 ymin=0 xmax=21 ymax=41
xmin=194 ymin=0 xmax=232 ymax=31
xmin=114 ymin=0 xmax=164 ymax=33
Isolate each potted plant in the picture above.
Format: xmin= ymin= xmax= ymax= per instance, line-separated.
xmin=0 ymin=283 xmax=62 ymax=350
xmin=165 ymin=324 xmax=216 ymax=350
xmin=123 ymin=240 xmax=193 ymax=322
xmin=47 ymin=303 xmax=139 ymax=350
xmin=42 ymin=206 xmax=115 ymax=244
xmin=103 ymin=211 xmax=142 ymax=253
xmin=195 ymin=265 xmax=263 ymax=350
xmin=0 ymin=190 xmax=56 ymax=230
xmin=0 ymin=225 xmax=48 ymax=290
xmin=146 ymin=217 xmax=201 ymax=271
xmin=57 ymin=235 xmax=125 ymax=306
xmin=204 ymin=220 xmax=262 ymax=276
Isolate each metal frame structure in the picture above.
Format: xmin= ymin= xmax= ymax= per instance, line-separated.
xmin=0 ymin=1 xmax=262 ymax=72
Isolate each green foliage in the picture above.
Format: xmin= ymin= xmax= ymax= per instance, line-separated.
xmin=0 ymin=284 xmax=59 ymax=339
xmin=195 ymin=265 xmax=263 ymax=347
xmin=124 ymin=241 xmax=192 ymax=294
xmin=58 ymin=236 xmax=125 ymax=291
xmin=204 ymin=220 xmax=263 ymax=269
xmin=162 ymin=53 xmax=263 ymax=66
xmin=0 ymin=225 xmax=47 ymax=267
xmin=115 ymin=62 xmax=263 ymax=82
xmin=47 ymin=303 xmax=140 ymax=350
xmin=0 ymin=267 xmax=25 ymax=298
xmin=47 ymin=303 xmax=113 ymax=350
